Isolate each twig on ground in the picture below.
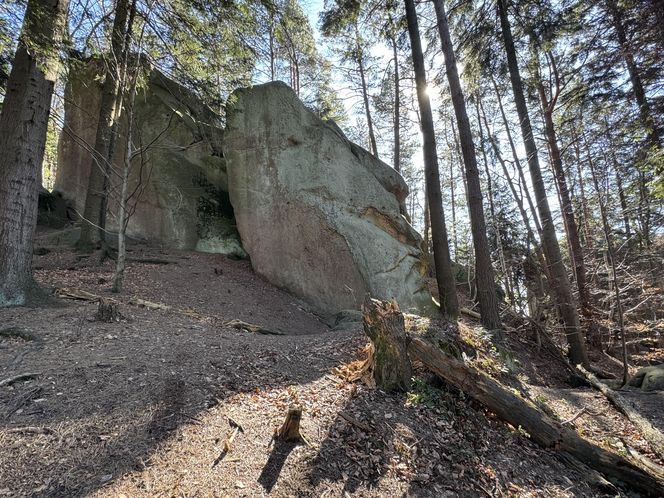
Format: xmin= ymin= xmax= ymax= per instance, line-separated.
xmin=0 ymin=372 xmax=41 ymax=387
xmin=339 ymin=411 xmax=372 ymax=432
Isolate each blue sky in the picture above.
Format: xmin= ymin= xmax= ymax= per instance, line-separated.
xmin=303 ymin=0 xmax=325 ymax=38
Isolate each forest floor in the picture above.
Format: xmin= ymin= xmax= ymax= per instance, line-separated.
xmin=0 ymin=230 xmax=663 ymax=497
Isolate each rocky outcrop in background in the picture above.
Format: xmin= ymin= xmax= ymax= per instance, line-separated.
xmin=55 ymin=67 xmax=434 ymax=316
xmin=55 ymin=58 xmax=245 ymax=257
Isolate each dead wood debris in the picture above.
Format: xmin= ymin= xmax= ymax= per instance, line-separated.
xmin=223 ymin=418 xmax=244 ymax=453
xmin=277 ymin=405 xmax=304 ymax=442
xmin=339 ymin=411 xmax=372 ymax=432
xmin=331 ymin=343 xmax=375 ymax=387
xmin=363 ymin=298 xmax=664 ymax=496
xmin=127 ymin=297 xmax=171 ymax=311
xmin=95 ymin=299 xmax=122 ymax=323
xmin=3 ymin=386 xmax=42 ymax=419
xmin=7 ymin=426 xmax=53 ymax=436
xmin=225 ymin=319 xmax=285 ymax=336
xmin=55 ymin=287 xmax=100 ymax=301
xmin=460 ymin=307 xmax=481 ymax=319
xmin=0 ymin=372 xmax=41 ymax=387
xmin=0 ymin=327 xmax=35 ymax=341
xmin=579 ymin=365 xmax=664 ymax=461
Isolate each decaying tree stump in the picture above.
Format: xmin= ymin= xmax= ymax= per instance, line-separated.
xmin=362 ymin=298 xmax=664 ymax=496
xmin=96 ymin=299 xmax=121 ymax=322
xmin=277 ymin=405 xmax=303 ymax=442
xmin=362 ymin=297 xmax=412 ymax=391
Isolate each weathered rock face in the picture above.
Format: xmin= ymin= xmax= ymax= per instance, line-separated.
xmin=224 ymin=82 xmax=435 ymax=315
xmin=55 ymin=59 xmax=245 ymax=257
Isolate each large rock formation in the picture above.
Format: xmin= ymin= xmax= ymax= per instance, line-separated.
xmin=55 ymin=58 xmax=245 ymax=257
xmin=224 ymin=82 xmax=435 ymax=315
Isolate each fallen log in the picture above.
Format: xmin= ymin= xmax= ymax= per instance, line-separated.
xmin=55 ymin=287 xmax=100 ymax=301
xmin=362 ymin=299 xmax=664 ymax=496
xmin=460 ymin=307 xmax=481 ymax=320
xmin=579 ymin=366 xmax=664 ymax=461
xmin=409 ymin=336 xmax=664 ymax=494
xmin=225 ymin=319 xmax=285 ymax=336
xmin=128 ymin=297 xmax=171 ymax=311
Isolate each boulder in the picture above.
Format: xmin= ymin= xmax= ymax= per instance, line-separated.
xmin=224 ymin=82 xmax=435 ymax=316
xmin=629 ymin=364 xmax=664 ymax=391
xmin=54 ymin=58 xmax=245 ymax=257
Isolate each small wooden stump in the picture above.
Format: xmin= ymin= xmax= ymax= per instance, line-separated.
xmin=277 ymin=405 xmax=303 ymax=442
xmin=362 ymin=297 xmax=412 ymax=391
xmin=96 ymin=299 xmax=121 ymax=322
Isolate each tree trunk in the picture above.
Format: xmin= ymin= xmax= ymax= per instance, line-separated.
xmin=422 ymin=190 xmax=431 ymax=255
xmin=447 ymin=132 xmax=458 ymax=258
xmin=490 ymin=74 xmax=542 ymax=237
xmin=434 ymin=0 xmax=501 ymax=332
xmin=535 ymin=71 xmax=595 ymax=345
xmin=112 ymin=69 xmax=138 ymax=294
xmin=587 ymin=149 xmax=629 ymax=385
xmin=404 ymin=0 xmax=458 ymax=318
xmin=362 ymin=297 xmax=412 ymax=391
xmin=605 ymin=0 xmax=658 ymax=246
xmin=603 ymin=125 xmax=632 ymax=240
xmin=0 ymin=0 xmax=69 ymax=306
xmin=269 ymin=11 xmax=276 ymax=81
xmin=605 ymin=0 xmax=662 ymax=150
xmin=571 ymin=131 xmax=595 ymax=249
xmin=355 ymin=27 xmax=378 ymax=158
xmin=390 ymin=32 xmax=401 ymax=172
xmin=478 ymin=97 xmax=544 ymax=269
xmin=614 ymin=162 xmax=632 ymax=239
xmin=77 ymin=0 xmax=131 ymax=250
xmin=475 ymin=98 xmax=514 ymax=306
xmin=497 ymin=0 xmax=588 ymax=367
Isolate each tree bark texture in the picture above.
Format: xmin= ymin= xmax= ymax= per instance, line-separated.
xmin=0 ymin=0 xmax=69 ymax=306
xmin=362 ymin=297 xmax=412 ymax=391
xmin=497 ymin=0 xmax=588 ymax=366
xmin=77 ymin=0 xmax=131 ymax=249
xmin=404 ymin=0 xmax=458 ymax=318
xmin=434 ymin=0 xmax=501 ymax=332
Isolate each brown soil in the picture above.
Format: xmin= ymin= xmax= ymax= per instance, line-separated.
xmin=1 ymin=240 xmax=662 ymax=497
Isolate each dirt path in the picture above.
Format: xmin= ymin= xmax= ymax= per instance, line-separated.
xmin=0 ymin=245 xmax=657 ymax=497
